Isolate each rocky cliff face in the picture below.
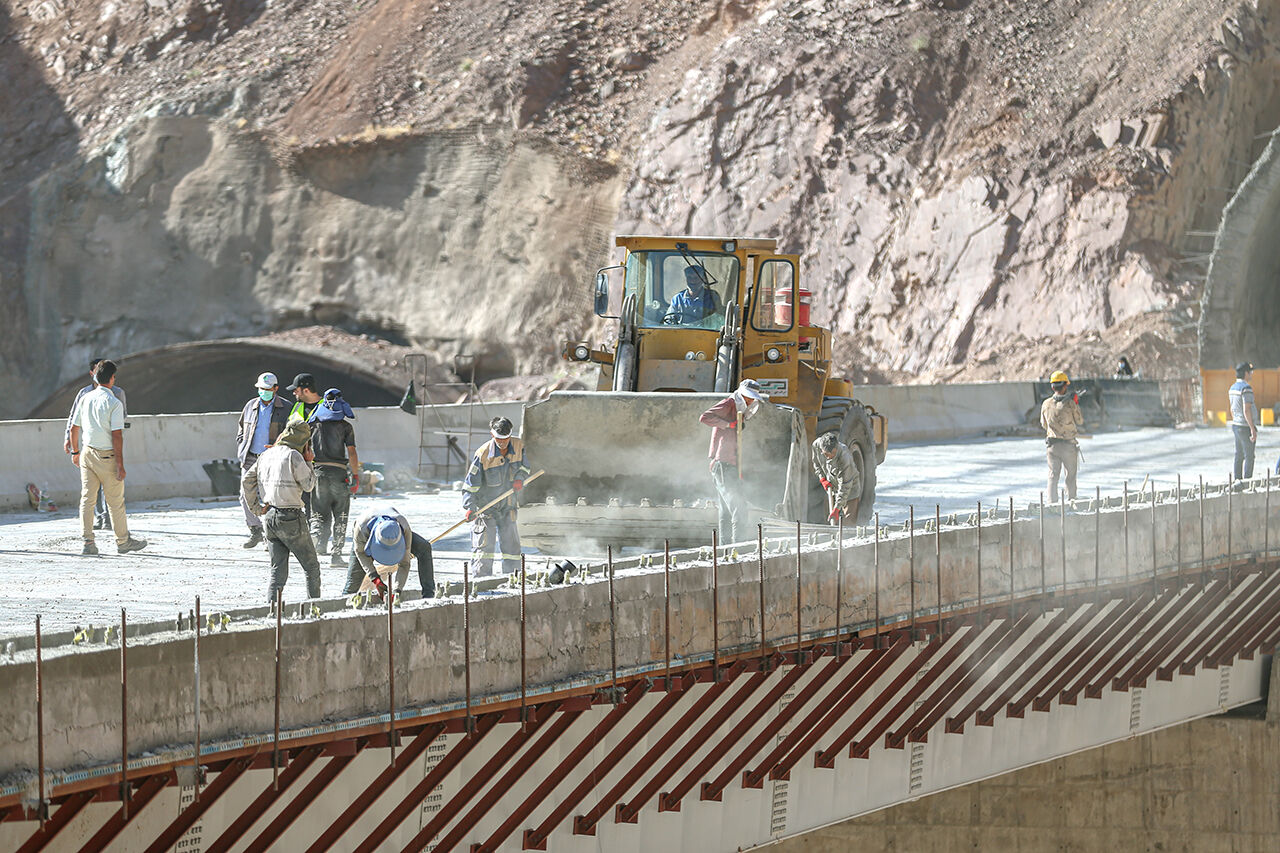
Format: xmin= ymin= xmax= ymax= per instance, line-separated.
xmin=2 ymin=0 xmax=1277 ymax=415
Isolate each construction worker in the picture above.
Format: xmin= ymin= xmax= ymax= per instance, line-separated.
xmin=235 ymin=372 xmax=290 ymax=549
xmin=699 ymin=378 xmax=768 ymax=543
xmin=241 ymin=418 xmax=322 ymax=603
xmin=309 ymin=388 xmax=360 ymax=564
xmin=69 ymin=360 xmax=146 ymax=556
xmin=462 ymin=416 xmax=530 ymax=577
xmin=1230 ymin=361 xmax=1258 ymax=480
xmin=1040 ymin=370 xmax=1084 ymax=503
xmin=342 ymin=505 xmax=435 ymax=598
xmin=664 ymin=265 xmax=724 ymax=326
xmin=64 ymin=357 xmax=127 ymax=531
xmin=812 ymin=433 xmax=861 ymax=524
xmin=286 ymin=373 xmax=322 ymax=421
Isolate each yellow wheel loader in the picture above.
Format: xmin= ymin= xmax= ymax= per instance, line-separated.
xmin=520 ymin=235 xmax=886 ymax=550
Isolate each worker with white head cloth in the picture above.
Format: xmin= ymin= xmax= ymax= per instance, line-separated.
xmin=699 ymin=378 xmax=768 ymax=544
xmin=462 ymin=416 xmax=531 ymax=577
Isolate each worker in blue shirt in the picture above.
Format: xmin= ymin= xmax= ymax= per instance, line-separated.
xmin=664 ymin=266 xmax=723 ymax=326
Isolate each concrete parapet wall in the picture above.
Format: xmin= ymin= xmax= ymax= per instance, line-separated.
xmin=0 ymin=402 xmax=524 ymax=511
xmin=0 ymin=481 xmax=1269 ymax=784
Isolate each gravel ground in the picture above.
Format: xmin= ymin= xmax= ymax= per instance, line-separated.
xmin=0 ymin=425 xmax=1270 ymax=639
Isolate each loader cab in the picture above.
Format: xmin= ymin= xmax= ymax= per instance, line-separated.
xmin=624 ymin=250 xmax=737 ymax=331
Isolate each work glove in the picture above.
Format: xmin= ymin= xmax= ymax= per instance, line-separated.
xmin=349 ymin=478 xmax=360 ymax=495
xmin=465 ymin=508 xmax=476 ymax=522
xmin=371 ymin=575 xmax=388 ymax=602
xmin=828 ymin=506 xmax=840 ymax=520
xmin=819 ymin=478 xmax=831 ymax=490
xmin=512 ymin=479 xmax=524 ymax=492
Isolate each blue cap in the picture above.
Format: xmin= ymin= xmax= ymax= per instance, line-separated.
xmin=364 ymin=517 xmax=406 ymax=565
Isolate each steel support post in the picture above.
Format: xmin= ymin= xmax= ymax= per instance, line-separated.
xmin=873 ymin=514 xmax=881 ymax=647
xmin=1176 ymin=476 xmax=1183 ymax=586
xmin=521 ymin=555 xmax=527 ymax=727
xmin=909 ymin=507 xmax=916 ymax=637
xmin=795 ymin=521 xmax=804 ymax=657
xmin=194 ymin=596 xmax=202 ymax=801
xmin=120 ymin=608 xmax=129 ymax=817
xmin=609 ymin=546 xmax=618 ymax=695
xmin=34 ymin=615 xmax=44 ymax=825
xmin=756 ymin=528 xmax=766 ymax=663
xmin=1039 ymin=493 xmax=1046 ymax=609
xmin=273 ymin=590 xmax=282 ymax=791
xmin=388 ymin=572 xmax=396 ymax=760
xmin=1124 ymin=482 xmax=1130 ymax=585
xmin=712 ymin=532 xmax=720 ymax=681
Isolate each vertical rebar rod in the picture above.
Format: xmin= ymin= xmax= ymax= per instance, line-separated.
xmin=35 ymin=615 xmax=44 ymax=826
xmin=1123 ymin=481 xmax=1130 ymax=586
xmin=665 ymin=540 xmax=673 ymax=685
xmin=388 ymin=567 xmax=397 ymax=763
xmin=836 ymin=514 xmax=845 ymax=649
xmin=909 ymin=506 xmax=916 ymax=637
xmin=1199 ymin=475 xmax=1206 ymax=586
xmin=193 ymin=597 xmax=201 ymax=802
xmin=973 ymin=502 xmax=981 ymax=629
xmin=1007 ymin=497 xmax=1014 ymax=620
xmin=1267 ymin=471 xmax=1272 ymax=561
xmin=756 ymin=528 xmax=765 ymax=663
xmin=273 ymin=590 xmax=282 ymax=792
xmin=711 ymin=531 xmax=720 ymax=681
xmin=1176 ymin=476 xmax=1183 ymax=587
xmin=1094 ymin=487 xmax=1101 ymax=596
xmin=873 ymin=513 xmax=881 ymax=649
xmin=1227 ymin=477 xmax=1234 ymax=590
xmin=120 ymin=608 xmax=129 ymax=818
xmin=795 ymin=521 xmax=803 ymax=653
xmin=1059 ymin=494 xmax=1067 ymax=593
xmin=1150 ymin=480 xmax=1158 ymax=596
xmin=464 ymin=553 xmax=472 ymax=734
xmin=935 ymin=505 xmax=942 ymax=635
xmin=520 ymin=554 xmax=527 ymax=731
xmin=608 ymin=545 xmax=617 ymax=694
xmin=1038 ymin=493 xmax=1046 ymax=612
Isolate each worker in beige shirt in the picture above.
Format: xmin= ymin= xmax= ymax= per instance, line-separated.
xmin=242 ymin=419 xmax=321 ymax=603
xmin=1040 ymin=370 xmax=1084 ymax=503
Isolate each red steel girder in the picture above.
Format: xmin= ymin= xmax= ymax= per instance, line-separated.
xmin=523 ymin=674 xmax=698 ymax=850
xmin=473 ymin=682 xmax=650 ymax=853
xmin=904 ymin=612 xmax=1037 ymax=743
xmin=944 ymin=603 xmax=1080 ymax=733
xmin=141 ymin=755 xmax=254 ymax=853
xmin=204 ymin=744 xmax=323 ymax=853
xmin=247 ymin=746 xmax=362 ymax=853
xmin=1084 ymin=588 xmax=1198 ymax=698
xmin=699 ymin=653 xmax=843 ymax=802
xmin=868 ymin=628 xmax=984 ymax=754
xmin=973 ymin=605 xmax=1078 ymax=725
xmin=1023 ymin=598 xmax=1129 ymax=711
xmin=1116 ymin=581 xmax=1230 ymax=689
xmin=1054 ymin=592 xmax=1160 ymax=707
xmin=844 ymin=638 xmax=945 ymax=759
xmin=617 ymin=665 xmax=777 ymax=823
xmin=745 ymin=640 xmax=903 ymax=783
xmin=349 ymin=714 xmax=502 ymax=853
xmin=435 ymin=705 xmax=586 ymax=853
xmin=1167 ymin=572 xmax=1272 ymax=677
xmin=297 ymin=723 xmax=442 ymax=853
xmin=573 ymin=663 xmax=751 ymax=836
xmin=15 ymin=791 xmax=94 ymax=853
xmin=804 ymin=634 xmax=936 ymax=766
xmin=1204 ymin=579 xmax=1280 ymax=667
xmin=379 ymin=703 xmax=562 ymax=853
xmin=659 ymin=652 xmax=801 ymax=812
xmin=74 ymin=772 xmax=170 ymax=853
xmin=1230 ymin=588 xmax=1280 ymax=662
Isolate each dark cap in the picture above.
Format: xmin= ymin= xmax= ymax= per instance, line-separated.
xmin=286 ymin=373 xmax=316 ymax=392
xmin=1236 ymin=362 xmax=1255 ymax=377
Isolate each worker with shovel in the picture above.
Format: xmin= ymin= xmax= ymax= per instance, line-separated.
xmin=462 ymin=416 xmax=531 ymax=577
xmin=700 ymin=378 xmax=768 ymax=544
xmin=812 ymin=433 xmax=861 ymax=524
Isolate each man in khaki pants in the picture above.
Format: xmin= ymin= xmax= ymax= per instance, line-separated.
xmin=1040 ymin=370 xmax=1084 ymax=504
xmin=69 ymin=360 xmax=147 ymax=556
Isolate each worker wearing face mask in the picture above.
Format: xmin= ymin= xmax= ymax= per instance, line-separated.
xmin=699 ymin=378 xmax=769 ymax=544
xmin=235 ymin=372 xmax=290 ymax=549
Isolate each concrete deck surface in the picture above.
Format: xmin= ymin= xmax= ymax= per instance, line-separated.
xmin=0 ymin=425 xmax=1267 ymax=638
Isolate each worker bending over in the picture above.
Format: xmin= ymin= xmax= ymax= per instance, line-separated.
xmin=342 ymin=505 xmax=435 ymax=598
xmin=462 ymin=417 xmax=530 ymax=577
xmin=1040 ymin=370 xmax=1084 ymax=503
xmin=241 ymin=419 xmax=322 ymax=603
xmin=700 ymin=378 xmax=768 ymax=544
xmin=812 ymin=433 xmax=861 ymax=524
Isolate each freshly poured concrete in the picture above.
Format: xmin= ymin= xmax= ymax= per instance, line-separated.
xmin=0 ymin=425 xmax=1266 ymax=639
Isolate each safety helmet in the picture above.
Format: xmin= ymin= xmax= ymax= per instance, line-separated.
xmin=1049 ymin=371 xmax=1069 ymax=385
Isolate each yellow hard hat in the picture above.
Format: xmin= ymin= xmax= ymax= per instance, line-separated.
xmin=1049 ymin=371 xmax=1070 ymax=384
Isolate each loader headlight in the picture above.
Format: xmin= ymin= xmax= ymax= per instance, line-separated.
xmin=765 ymin=346 xmax=782 ymax=363
xmin=695 ymin=351 xmax=707 ymax=361
xmin=685 ymin=351 xmax=696 ymax=361
xmin=721 ymin=240 xmax=737 ymax=252
xmin=567 ymin=342 xmax=591 ymax=362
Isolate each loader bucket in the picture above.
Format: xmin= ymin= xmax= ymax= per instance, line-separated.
xmin=518 ymin=391 xmax=809 ymax=550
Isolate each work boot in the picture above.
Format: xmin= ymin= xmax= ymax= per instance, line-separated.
xmin=117 ymin=537 xmax=148 ymax=554
xmin=331 ymin=551 xmax=345 ymax=567
xmin=314 ymin=537 xmax=328 ymax=556
xmin=82 ymin=541 xmax=98 ymax=556
xmin=242 ymin=528 xmax=263 ymax=549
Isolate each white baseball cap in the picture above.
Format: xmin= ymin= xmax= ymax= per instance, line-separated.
xmin=255 ymin=372 xmax=278 ymax=390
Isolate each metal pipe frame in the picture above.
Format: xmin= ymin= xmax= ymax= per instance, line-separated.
xmin=871 ymin=629 xmax=985 ymax=752
xmin=1087 ymin=587 xmax=1204 ymax=697
xmin=15 ymin=791 xmax=94 ymax=853
xmin=1166 ymin=572 xmax=1269 ymax=678
xmin=574 ymin=663 xmax=750 ymax=835
xmin=845 ymin=638 xmax=946 ymax=760
xmin=1222 ymin=591 xmax=1280 ymax=662
xmin=1075 ymin=590 xmax=1179 ymax=701
xmin=973 ymin=606 xmax=1077 ymax=724
xmin=1115 ymin=581 xmax=1231 ymax=690
xmin=204 ymin=745 xmax=323 ymax=853
xmin=1019 ymin=597 xmax=1142 ymax=712
xmin=1054 ymin=593 xmax=1161 ymax=706
xmin=1005 ymin=602 xmax=1114 ymax=716
xmin=141 ymin=755 xmax=254 ymax=853
xmin=1203 ymin=582 xmax=1280 ymax=668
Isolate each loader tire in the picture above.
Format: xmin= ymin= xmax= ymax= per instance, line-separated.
xmin=808 ymin=396 xmax=877 ymax=525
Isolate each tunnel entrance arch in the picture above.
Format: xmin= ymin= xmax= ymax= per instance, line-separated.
xmin=27 ymin=338 xmax=406 ymax=417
